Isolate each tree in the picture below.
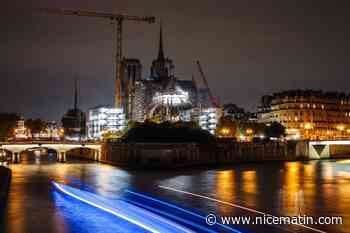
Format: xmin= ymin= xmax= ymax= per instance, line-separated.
xmin=122 ymin=121 xmax=216 ymax=144
xmin=174 ymin=121 xmax=200 ymax=129
xmin=264 ymin=122 xmax=286 ymax=138
xmin=0 ymin=113 xmax=20 ymax=140
xmin=25 ymin=118 xmax=46 ymax=135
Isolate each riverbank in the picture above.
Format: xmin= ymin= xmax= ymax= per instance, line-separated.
xmin=99 ymin=141 xmax=309 ymax=169
xmin=0 ymin=166 xmax=11 ymax=208
xmin=61 ymin=140 xmax=350 ymax=169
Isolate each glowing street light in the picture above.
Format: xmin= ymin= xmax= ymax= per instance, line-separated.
xmin=304 ymin=123 xmax=313 ymax=130
xmin=337 ymin=125 xmax=345 ymax=131
xmin=246 ymin=128 xmax=253 ymax=134
xmin=220 ymin=128 xmax=230 ymax=137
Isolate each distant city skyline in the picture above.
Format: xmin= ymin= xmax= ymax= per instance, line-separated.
xmin=2 ymin=0 xmax=350 ymax=120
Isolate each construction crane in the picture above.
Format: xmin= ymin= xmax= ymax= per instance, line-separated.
xmin=195 ymin=60 xmax=220 ymax=108
xmin=39 ymin=8 xmax=155 ymax=108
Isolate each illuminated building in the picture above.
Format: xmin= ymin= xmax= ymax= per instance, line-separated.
xmin=87 ymin=106 xmax=126 ymax=140
xmin=117 ymin=24 xmax=218 ymax=134
xmin=14 ymin=117 xmax=31 ymax=140
xmin=258 ymin=90 xmax=350 ymax=140
xmin=199 ymin=108 xmax=220 ymax=134
xmin=33 ymin=121 xmax=60 ymax=140
xmin=129 ymin=24 xmax=198 ymax=123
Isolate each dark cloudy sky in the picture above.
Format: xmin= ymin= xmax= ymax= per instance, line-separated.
xmin=2 ymin=1 xmax=350 ymax=120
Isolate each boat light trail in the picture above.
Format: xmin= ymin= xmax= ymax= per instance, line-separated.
xmin=52 ymin=181 xmax=195 ymax=233
xmin=124 ymin=198 xmax=236 ymax=233
xmin=158 ymin=185 xmax=327 ymax=233
xmin=125 ymin=190 xmax=241 ymax=233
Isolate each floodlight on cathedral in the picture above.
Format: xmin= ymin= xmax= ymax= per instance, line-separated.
xmin=152 ymin=87 xmax=190 ymax=107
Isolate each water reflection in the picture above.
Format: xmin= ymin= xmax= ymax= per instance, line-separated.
xmin=281 ymin=163 xmax=302 ymax=215
xmin=241 ymin=170 xmax=257 ymax=207
xmin=216 ymin=170 xmax=235 ymax=214
xmin=2 ymin=158 xmax=350 ymax=233
xmin=216 ymin=170 xmax=235 ymax=201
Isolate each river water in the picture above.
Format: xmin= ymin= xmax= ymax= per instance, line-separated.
xmin=1 ymin=155 xmax=349 ymax=233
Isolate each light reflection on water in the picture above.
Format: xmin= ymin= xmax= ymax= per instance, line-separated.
xmin=216 ymin=170 xmax=236 ymax=215
xmin=1 ymin=158 xmax=350 ymax=233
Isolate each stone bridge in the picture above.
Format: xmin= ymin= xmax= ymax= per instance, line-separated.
xmin=0 ymin=141 xmax=102 ymax=163
xmin=308 ymin=140 xmax=350 ymax=159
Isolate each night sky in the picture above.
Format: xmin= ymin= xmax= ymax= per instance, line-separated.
xmin=2 ymin=1 xmax=350 ymax=120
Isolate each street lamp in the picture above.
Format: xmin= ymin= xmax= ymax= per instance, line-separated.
xmin=246 ymin=128 xmax=253 ymax=134
xmin=220 ymin=128 xmax=230 ymax=138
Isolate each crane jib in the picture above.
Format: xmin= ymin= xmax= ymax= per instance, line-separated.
xmin=39 ymin=8 xmax=155 ymax=23
xmin=39 ymin=7 xmax=156 ymax=109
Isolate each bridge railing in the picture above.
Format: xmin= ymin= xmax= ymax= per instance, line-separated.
xmin=0 ymin=140 xmax=101 ymax=145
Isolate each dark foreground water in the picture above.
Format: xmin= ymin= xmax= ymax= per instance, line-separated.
xmin=1 ymin=156 xmax=349 ymax=233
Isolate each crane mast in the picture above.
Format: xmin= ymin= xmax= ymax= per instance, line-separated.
xmin=39 ymin=8 xmax=155 ymax=109
xmin=195 ymin=60 xmax=220 ymax=108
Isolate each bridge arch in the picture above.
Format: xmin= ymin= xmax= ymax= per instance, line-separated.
xmin=65 ymin=146 xmax=101 ymax=161
xmin=17 ymin=147 xmax=59 ymax=163
xmin=0 ymin=141 xmax=102 ymax=163
xmin=0 ymin=148 xmax=14 ymax=162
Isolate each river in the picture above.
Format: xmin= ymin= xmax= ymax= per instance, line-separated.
xmin=1 ymin=155 xmax=349 ymax=233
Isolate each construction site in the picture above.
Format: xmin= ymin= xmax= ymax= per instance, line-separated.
xmin=40 ymin=8 xmax=221 ymax=139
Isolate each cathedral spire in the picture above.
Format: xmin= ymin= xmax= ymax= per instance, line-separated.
xmin=158 ymin=22 xmax=165 ymax=60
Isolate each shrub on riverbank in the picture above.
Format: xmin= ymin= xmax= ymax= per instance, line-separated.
xmin=122 ymin=121 xmax=216 ymax=144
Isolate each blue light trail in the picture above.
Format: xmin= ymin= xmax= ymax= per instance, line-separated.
xmin=52 ymin=181 xmax=244 ymax=233
xmin=53 ymin=181 xmax=195 ymax=233
xmin=124 ymin=190 xmax=242 ymax=233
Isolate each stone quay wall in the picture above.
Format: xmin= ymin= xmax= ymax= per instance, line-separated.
xmin=100 ymin=141 xmax=311 ymax=168
xmin=67 ymin=148 xmax=96 ymax=161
